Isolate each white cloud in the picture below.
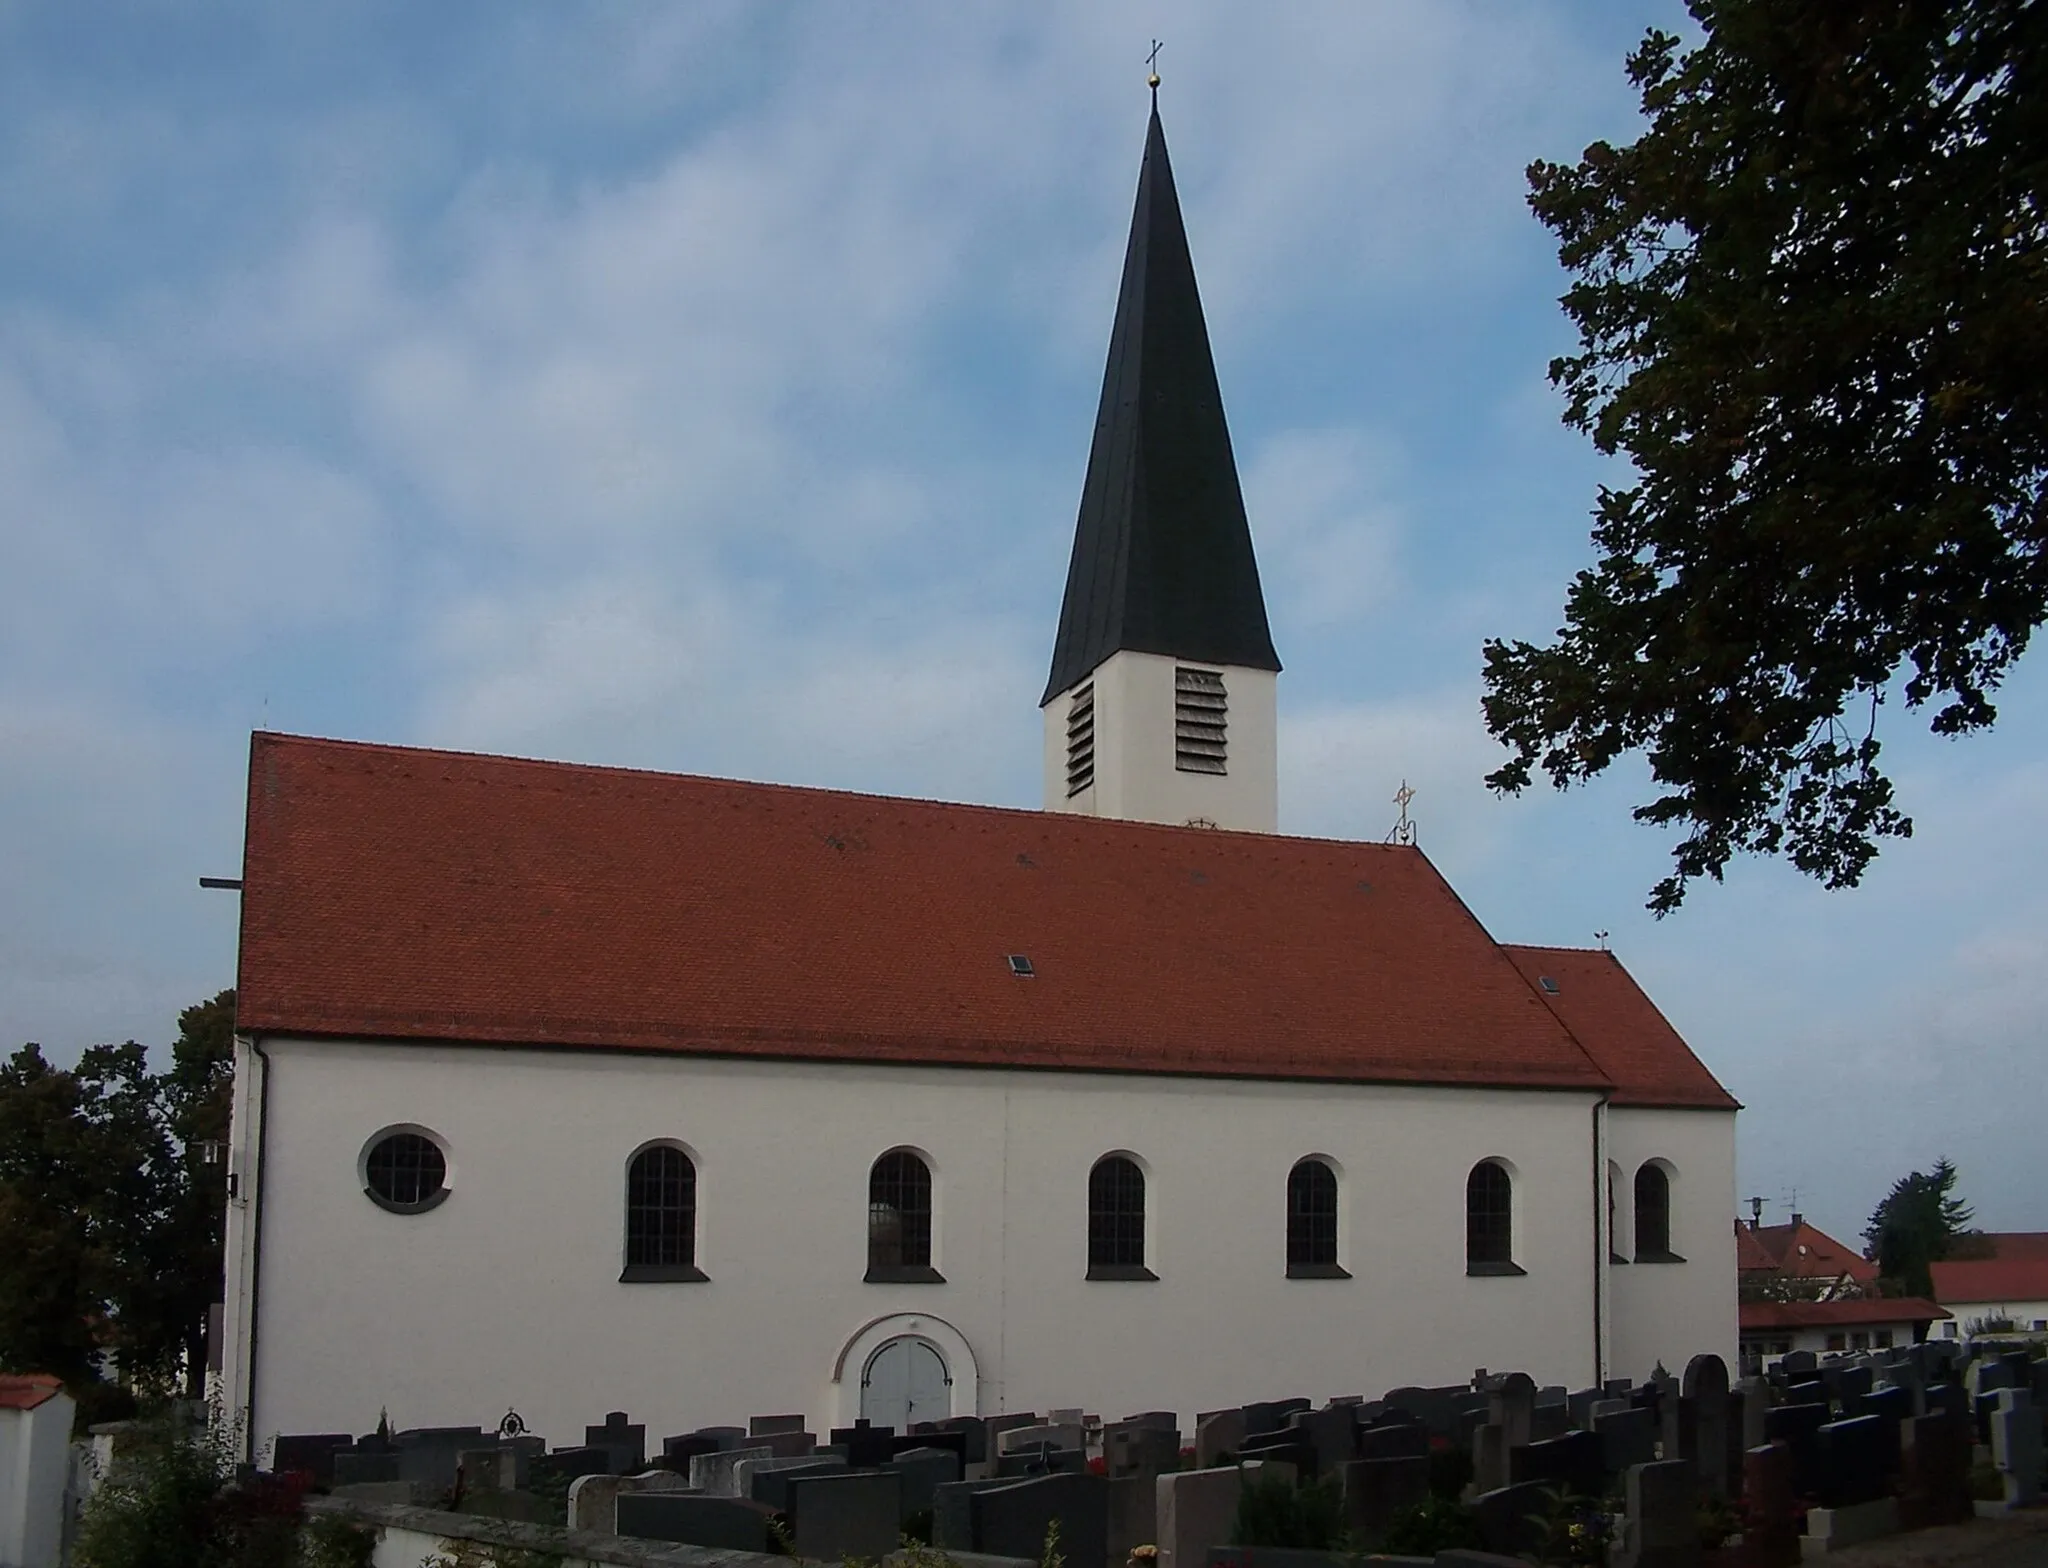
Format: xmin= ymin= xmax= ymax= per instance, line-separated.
xmin=1245 ymin=427 xmax=1405 ymax=629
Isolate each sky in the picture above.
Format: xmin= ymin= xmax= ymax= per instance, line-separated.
xmin=3 ymin=2 xmax=2042 ymax=1249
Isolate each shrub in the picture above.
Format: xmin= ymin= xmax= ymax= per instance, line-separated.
xmin=73 ymin=1411 xmax=307 ymax=1568
xmin=1381 ymin=1493 xmax=1483 ymax=1557
xmin=1230 ymin=1471 xmax=1347 ymax=1550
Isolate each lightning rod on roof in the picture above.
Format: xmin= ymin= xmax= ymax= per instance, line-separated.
xmin=1387 ymin=780 xmax=1417 ymax=846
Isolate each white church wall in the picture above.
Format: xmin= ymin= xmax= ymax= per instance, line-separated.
xmin=1604 ymin=1106 xmax=1738 ymax=1380
xmin=225 ymin=1038 xmax=1609 ymax=1450
xmin=1043 ymin=652 xmax=1277 ymax=832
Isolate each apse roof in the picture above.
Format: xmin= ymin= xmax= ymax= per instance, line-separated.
xmin=234 ymin=733 xmax=1719 ymax=1105
xmin=1042 ymin=106 xmax=1279 ymax=705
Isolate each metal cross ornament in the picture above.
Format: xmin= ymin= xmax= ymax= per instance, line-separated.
xmin=1147 ymin=39 xmax=1163 ymax=91
xmin=1388 ymin=780 xmax=1418 ymax=846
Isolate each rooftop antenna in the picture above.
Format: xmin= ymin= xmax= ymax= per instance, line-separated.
xmin=1595 ymin=930 xmax=1611 ymax=951
xmin=1387 ymin=780 xmax=1417 ymax=846
xmin=1747 ymin=1195 xmax=1765 ymax=1228
xmin=1147 ymin=39 xmax=1163 ymax=98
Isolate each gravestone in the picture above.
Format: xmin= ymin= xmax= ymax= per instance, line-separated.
xmin=689 ymin=1443 xmax=772 ymax=1497
xmin=740 ymin=1454 xmax=849 ymax=1511
xmin=999 ymin=1422 xmax=1085 ymax=1457
xmin=1780 ymin=1350 xmax=1817 ymax=1377
xmin=996 ymin=1445 xmax=1087 ymax=1478
xmin=616 ymin=1492 xmax=775 ymax=1552
xmin=1682 ymin=1354 xmax=1732 ymax=1498
xmin=1195 ymin=1409 xmax=1247 ymax=1467
xmin=1357 ymin=1422 xmax=1427 ymax=1460
xmin=567 ymin=1469 xmax=691 ymax=1534
xmin=585 ymin=1411 xmax=645 ymax=1474
xmin=1736 ymin=1378 xmax=1771 ymax=1451
xmin=1762 ymin=1402 xmax=1828 ymax=1497
xmin=751 ymin=1430 xmax=817 ymax=1459
xmin=1510 ymin=1430 xmax=1604 ymax=1499
xmin=788 ymin=1469 xmax=904 ymax=1561
xmin=1105 ymin=1422 xmax=1182 ymax=1479
xmin=1883 ymin=1356 xmax=1927 ymax=1418
xmin=973 ymin=1472 xmax=1109 ymax=1568
xmin=1338 ymin=1455 xmax=1429 ymax=1546
xmin=1897 ymin=1410 xmax=1972 ymax=1530
xmin=1156 ymin=1466 xmax=1245 ymax=1568
xmin=331 ymin=1449 xmax=400 ymax=1487
xmin=1990 ymin=1389 xmax=2042 ymax=1507
xmin=1823 ymin=1364 xmax=1873 ymax=1409
xmin=832 ymin=1424 xmax=899 ymax=1468
xmin=1490 ymin=1373 xmax=1537 ymax=1448
xmin=934 ymin=1477 xmax=1025 ymax=1550
xmin=1470 ymin=1481 xmax=1552 ymax=1560
xmin=1612 ymin=1459 xmax=1699 ymax=1568
xmin=1236 ymin=1430 xmax=1315 ymax=1476
xmin=1814 ymin=1416 xmax=1888 ymax=1508
xmin=1924 ymin=1382 xmax=1967 ymax=1421
xmin=1741 ymin=1446 xmax=1800 ymax=1568
xmin=1106 ymin=1474 xmax=1156 ymax=1561
xmin=749 ymin=1413 xmax=807 ymax=1436
xmin=1122 ymin=1410 xmax=1179 ymax=1429
xmin=1532 ymin=1399 xmax=1571 ymax=1442
xmin=935 ymin=1415 xmax=990 ymax=1465
xmin=459 ymin=1445 xmax=529 ymax=1493
xmin=270 ymin=1434 xmax=352 ymax=1484
xmin=1568 ymin=1388 xmax=1608 ymax=1432
xmin=1471 ymin=1422 xmax=1509 ymax=1495
xmin=1286 ymin=1405 xmax=1357 ymax=1472
xmin=888 ymin=1446 xmax=963 ymax=1519
xmin=1594 ymin=1406 xmax=1658 ymax=1477
xmin=537 ymin=1446 xmax=613 ymax=1483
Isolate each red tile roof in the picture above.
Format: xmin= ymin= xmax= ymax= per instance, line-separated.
xmin=1740 ymin=1298 xmax=1949 ymax=1331
xmin=1979 ymin=1233 xmax=2048 ymax=1261
xmin=0 ymin=1373 xmax=65 ymax=1411
xmin=1501 ymin=946 xmax=1738 ymax=1110
xmin=1930 ymin=1258 xmax=2048 ymax=1307
xmin=1733 ymin=1220 xmax=1880 ymax=1284
xmin=235 ymin=734 xmax=1719 ymax=1101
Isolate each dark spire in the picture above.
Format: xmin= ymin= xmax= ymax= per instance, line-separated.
xmin=1042 ymin=105 xmax=1281 ymax=705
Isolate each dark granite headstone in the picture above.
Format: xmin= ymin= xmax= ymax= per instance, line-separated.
xmin=788 ymin=1469 xmax=904 ymax=1561
xmin=1104 ymin=1422 xmax=1182 ymax=1478
xmin=888 ymin=1446 xmax=963 ymax=1519
xmin=1741 ymin=1445 xmax=1800 ymax=1568
xmin=972 ymin=1472 xmax=1109 ymax=1568
xmin=538 ymin=1446 xmax=612 ymax=1483
xmin=933 ymin=1477 xmax=1027 ymax=1550
xmin=1779 ymin=1350 xmax=1816 ymax=1377
xmin=1761 ymin=1402 xmax=1829 ymax=1497
xmin=996 ymin=1445 xmax=1087 ymax=1479
xmin=1615 ymin=1459 xmax=1699 ymax=1568
xmin=1285 ymin=1406 xmax=1357 ymax=1473
xmin=935 ymin=1415 xmax=989 ymax=1465
xmin=749 ymin=1413 xmax=807 ymax=1436
xmin=831 ymin=1423 xmax=897 ymax=1468
xmin=1490 ymin=1373 xmax=1537 ymax=1449
xmin=1510 ymin=1430 xmax=1604 ymax=1499
xmin=585 ymin=1411 xmax=645 ymax=1474
xmin=1814 ymin=1415 xmax=1888 ymax=1508
xmin=1898 ymin=1410 xmax=1972 ymax=1530
xmin=747 ymin=1458 xmax=850 ymax=1512
xmin=1595 ymin=1406 xmax=1657 ymax=1476
xmin=1470 ymin=1481 xmax=1552 ymax=1559
xmin=616 ymin=1493 xmax=775 ymax=1552
xmin=661 ymin=1433 xmax=721 ymax=1467
xmin=331 ymin=1449 xmax=400 ymax=1487
xmin=897 ymin=1429 xmax=970 ymax=1468
xmin=1681 ymin=1354 xmax=1732 ymax=1498
xmin=1338 ymin=1455 xmax=1430 ymax=1546
xmin=270 ymin=1434 xmax=352 ymax=1484
xmin=1357 ymin=1422 xmax=1428 ymax=1460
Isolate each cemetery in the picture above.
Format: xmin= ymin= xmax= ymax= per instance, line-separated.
xmin=35 ymin=1335 xmax=2041 ymax=1568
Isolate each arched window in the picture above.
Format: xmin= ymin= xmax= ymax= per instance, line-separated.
xmin=1088 ymin=1155 xmax=1153 ymax=1279
xmin=868 ymin=1150 xmax=942 ymax=1282
xmin=623 ymin=1144 xmax=703 ymax=1281
xmin=1635 ymin=1162 xmax=1680 ymax=1261
xmin=1608 ymin=1159 xmax=1628 ymax=1264
xmin=1287 ymin=1159 xmax=1346 ymax=1277
xmin=1466 ymin=1160 xmax=1521 ymax=1274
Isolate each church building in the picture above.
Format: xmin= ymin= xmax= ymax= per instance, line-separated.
xmin=216 ymin=104 xmax=1737 ymax=1456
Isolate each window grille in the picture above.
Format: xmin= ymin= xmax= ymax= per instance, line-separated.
xmin=1066 ymin=685 xmax=1095 ymax=796
xmin=868 ymin=1150 xmax=933 ymax=1270
xmin=1286 ymin=1159 xmax=1340 ymax=1272
xmin=626 ymin=1145 xmax=696 ymax=1268
xmin=1174 ymin=668 xmax=1227 ymax=774
xmin=364 ymin=1132 xmax=446 ymax=1210
xmin=1466 ymin=1160 xmax=1514 ymax=1269
xmin=1088 ymin=1156 xmax=1146 ymax=1272
xmin=1634 ymin=1163 xmax=1671 ymax=1258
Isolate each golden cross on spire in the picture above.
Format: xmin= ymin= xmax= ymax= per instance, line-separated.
xmin=1146 ymin=39 xmax=1163 ymax=94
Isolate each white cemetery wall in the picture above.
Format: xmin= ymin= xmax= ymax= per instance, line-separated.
xmin=1042 ymin=651 xmax=1277 ymax=833
xmin=0 ymin=1384 xmax=75 ymax=1568
xmin=1941 ymin=1296 xmax=2048 ymax=1335
xmin=223 ymin=1038 xmax=1607 ymax=1448
xmin=1605 ymin=1106 xmax=1737 ymax=1379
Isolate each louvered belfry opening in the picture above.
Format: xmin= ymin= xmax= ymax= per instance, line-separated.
xmin=1174 ymin=667 xmax=1227 ymax=773
xmin=1066 ymin=684 xmax=1096 ymax=796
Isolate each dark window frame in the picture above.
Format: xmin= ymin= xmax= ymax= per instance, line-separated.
xmin=1633 ymin=1162 xmax=1685 ymax=1263
xmin=621 ymin=1142 xmax=705 ymax=1282
xmin=1286 ymin=1158 xmax=1348 ymax=1278
xmin=1466 ymin=1159 xmax=1523 ymax=1275
xmin=362 ymin=1128 xmax=450 ymax=1215
xmin=1088 ymin=1155 xmax=1154 ymax=1280
xmin=867 ymin=1149 xmax=943 ymax=1283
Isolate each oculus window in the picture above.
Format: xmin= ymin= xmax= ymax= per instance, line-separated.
xmin=1088 ymin=1155 xmax=1153 ymax=1279
xmin=361 ymin=1129 xmax=448 ymax=1215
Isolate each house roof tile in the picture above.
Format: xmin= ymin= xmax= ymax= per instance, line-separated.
xmin=1739 ymin=1298 xmax=1949 ymax=1331
xmin=1930 ymin=1257 xmax=2048 ymax=1306
xmin=0 ymin=1373 xmax=65 ymax=1411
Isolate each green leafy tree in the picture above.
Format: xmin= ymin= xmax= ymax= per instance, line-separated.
xmin=1483 ymin=1 xmax=2048 ymax=913
xmin=1864 ymin=1156 xmax=1976 ymax=1298
xmin=0 ymin=991 xmax=234 ymax=1399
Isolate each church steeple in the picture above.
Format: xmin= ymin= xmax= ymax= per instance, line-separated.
xmin=1041 ymin=104 xmax=1281 ymax=708
xmin=1040 ymin=101 xmax=1281 ymax=835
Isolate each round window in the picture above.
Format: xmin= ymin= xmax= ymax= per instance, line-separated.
xmin=362 ymin=1130 xmax=449 ymax=1214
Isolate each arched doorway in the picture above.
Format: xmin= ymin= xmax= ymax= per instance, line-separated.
xmin=859 ymin=1336 xmax=951 ymax=1430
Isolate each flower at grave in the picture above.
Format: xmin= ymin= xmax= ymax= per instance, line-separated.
xmin=1089 ymin=1456 xmax=1108 ymax=1476
xmin=1128 ymin=1547 xmax=1159 ymax=1566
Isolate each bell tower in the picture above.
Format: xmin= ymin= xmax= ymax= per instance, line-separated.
xmin=1041 ymin=100 xmax=1280 ymax=833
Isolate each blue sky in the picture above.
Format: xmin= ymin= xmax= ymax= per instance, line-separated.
xmin=4 ymin=2 xmax=2042 ymax=1247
